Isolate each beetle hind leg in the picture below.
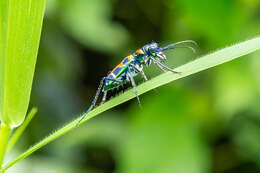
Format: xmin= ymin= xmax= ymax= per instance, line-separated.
xmin=76 ymin=77 xmax=106 ymax=126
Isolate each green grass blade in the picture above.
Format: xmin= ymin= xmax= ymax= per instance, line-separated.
xmin=2 ymin=37 xmax=260 ymax=171
xmin=0 ymin=123 xmax=12 ymax=168
xmin=0 ymin=0 xmax=46 ymax=127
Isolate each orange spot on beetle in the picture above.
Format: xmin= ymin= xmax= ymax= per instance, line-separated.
xmin=135 ymin=49 xmax=143 ymax=55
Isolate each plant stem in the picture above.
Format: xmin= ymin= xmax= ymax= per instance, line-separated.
xmin=0 ymin=123 xmax=12 ymax=169
xmin=7 ymin=108 xmax=37 ymax=152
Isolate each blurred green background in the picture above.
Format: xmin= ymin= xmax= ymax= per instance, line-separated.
xmin=8 ymin=0 xmax=260 ymax=172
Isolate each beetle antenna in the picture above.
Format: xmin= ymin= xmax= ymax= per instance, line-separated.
xmin=164 ymin=46 xmax=196 ymax=53
xmin=161 ymin=40 xmax=197 ymax=51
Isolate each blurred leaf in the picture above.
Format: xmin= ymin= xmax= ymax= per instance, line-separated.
xmin=0 ymin=0 xmax=46 ymax=127
xmin=7 ymin=156 xmax=76 ymax=173
xmin=2 ymin=37 xmax=260 ymax=172
xmin=52 ymin=113 xmax=124 ymax=172
xmin=117 ymin=88 xmax=210 ymax=173
xmin=214 ymin=62 xmax=257 ymax=118
xmin=250 ymin=51 xmax=260 ymax=86
xmin=231 ymin=114 xmax=260 ymax=165
xmin=53 ymin=113 xmax=124 ymax=154
xmin=171 ymin=0 xmax=248 ymax=46
xmin=34 ymin=24 xmax=83 ymax=124
xmin=57 ymin=0 xmax=129 ymax=53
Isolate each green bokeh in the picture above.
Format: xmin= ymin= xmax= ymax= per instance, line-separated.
xmin=9 ymin=0 xmax=260 ymax=172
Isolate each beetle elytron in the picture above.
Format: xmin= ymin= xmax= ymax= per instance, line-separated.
xmin=76 ymin=40 xmax=196 ymax=125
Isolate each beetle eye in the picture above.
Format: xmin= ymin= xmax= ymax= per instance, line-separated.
xmin=149 ymin=46 xmax=156 ymax=52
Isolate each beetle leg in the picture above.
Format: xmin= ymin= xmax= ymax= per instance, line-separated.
xmin=127 ymin=73 xmax=142 ymax=108
xmin=129 ymin=64 xmax=143 ymax=73
xmin=140 ymin=70 xmax=148 ymax=81
xmin=130 ymin=64 xmax=158 ymax=93
xmin=151 ymin=57 xmax=180 ymax=74
xmin=154 ymin=62 xmax=167 ymax=72
xmin=129 ymin=64 xmax=147 ymax=82
xmin=101 ymin=91 xmax=107 ymax=104
xmin=76 ymin=77 xmax=106 ymax=126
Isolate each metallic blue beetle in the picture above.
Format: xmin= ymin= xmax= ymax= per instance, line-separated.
xmin=77 ymin=40 xmax=196 ymax=125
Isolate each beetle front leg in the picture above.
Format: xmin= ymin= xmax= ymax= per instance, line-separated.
xmin=101 ymin=91 xmax=107 ymax=104
xmin=127 ymin=72 xmax=142 ymax=108
xmin=151 ymin=57 xmax=180 ymax=74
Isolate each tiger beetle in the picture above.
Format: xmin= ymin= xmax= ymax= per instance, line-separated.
xmin=76 ymin=40 xmax=197 ymax=126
